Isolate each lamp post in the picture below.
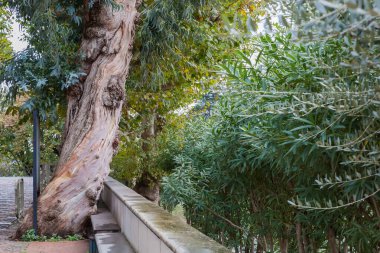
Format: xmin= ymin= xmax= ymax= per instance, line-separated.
xmin=32 ymin=109 xmax=40 ymax=235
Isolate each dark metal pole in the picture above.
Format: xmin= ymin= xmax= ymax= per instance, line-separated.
xmin=32 ymin=109 xmax=40 ymax=235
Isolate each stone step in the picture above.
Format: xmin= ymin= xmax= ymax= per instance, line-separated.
xmin=95 ymin=233 xmax=135 ymax=253
xmin=91 ymin=210 xmax=120 ymax=233
xmin=0 ymin=222 xmax=12 ymax=229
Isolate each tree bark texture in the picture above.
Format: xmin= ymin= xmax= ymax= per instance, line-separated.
xmin=16 ymin=0 xmax=138 ymax=236
xmin=327 ymin=227 xmax=339 ymax=253
xmin=296 ymin=222 xmax=306 ymax=253
xmin=280 ymin=237 xmax=288 ymax=253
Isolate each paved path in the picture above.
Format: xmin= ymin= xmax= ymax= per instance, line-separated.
xmin=0 ymin=240 xmax=89 ymax=253
xmin=0 ymin=177 xmax=33 ymax=239
xmin=0 ymin=240 xmax=28 ymax=253
xmin=27 ymin=240 xmax=89 ymax=253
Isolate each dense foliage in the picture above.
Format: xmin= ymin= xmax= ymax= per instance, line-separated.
xmin=0 ymin=117 xmax=62 ymax=176
xmin=161 ymin=1 xmax=380 ymax=252
xmin=0 ymin=0 xmax=82 ymax=118
xmin=0 ymin=6 xmax=12 ymax=62
xmin=110 ymin=0 xmax=262 ymax=190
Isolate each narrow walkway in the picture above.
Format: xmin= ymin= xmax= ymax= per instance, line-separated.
xmin=27 ymin=240 xmax=89 ymax=253
xmin=0 ymin=240 xmax=89 ymax=253
xmin=0 ymin=240 xmax=28 ymax=253
xmin=0 ymin=177 xmax=32 ymax=236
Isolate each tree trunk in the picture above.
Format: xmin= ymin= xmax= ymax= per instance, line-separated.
xmin=268 ymin=234 xmax=274 ymax=252
xmin=133 ymin=110 xmax=160 ymax=203
xmin=134 ymin=171 xmax=160 ymax=203
xmin=343 ymin=241 xmax=348 ymax=253
xmin=244 ymin=235 xmax=250 ymax=253
xmin=303 ymin=230 xmax=310 ymax=253
xmin=280 ymin=238 xmax=288 ymax=253
xmin=16 ymin=0 xmax=138 ymax=236
xmin=256 ymin=239 xmax=263 ymax=253
xmin=296 ymin=222 xmax=306 ymax=253
xmin=311 ymin=240 xmax=318 ymax=253
xmin=327 ymin=227 xmax=339 ymax=253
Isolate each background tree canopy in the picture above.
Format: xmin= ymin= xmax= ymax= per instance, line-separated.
xmin=0 ymin=6 xmax=12 ymax=62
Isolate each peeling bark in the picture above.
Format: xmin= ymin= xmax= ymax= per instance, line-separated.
xmin=16 ymin=0 xmax=139 ymax=236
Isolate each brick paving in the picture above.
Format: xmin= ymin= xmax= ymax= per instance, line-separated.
xmin=0 ymin=177 xmax=33 ymax=239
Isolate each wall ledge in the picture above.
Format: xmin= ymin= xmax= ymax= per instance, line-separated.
xmin=103 ymin=177 xmax=230 ymax=253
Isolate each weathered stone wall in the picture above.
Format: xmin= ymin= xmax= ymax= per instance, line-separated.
xmin=102 ymin=177 xmax=230 ymax=253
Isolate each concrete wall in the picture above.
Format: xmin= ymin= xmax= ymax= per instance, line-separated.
xmin=102 ymin=177 xmax=230 ymax=253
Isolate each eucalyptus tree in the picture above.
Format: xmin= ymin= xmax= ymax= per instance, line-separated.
xmin=1 ymin=0 xmax=139 ymax=236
